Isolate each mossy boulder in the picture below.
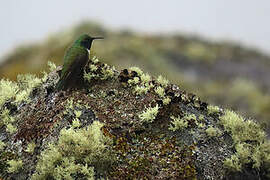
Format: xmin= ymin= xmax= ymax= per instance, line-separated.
xmin=0 ymin=58 xmax=269 ymax=179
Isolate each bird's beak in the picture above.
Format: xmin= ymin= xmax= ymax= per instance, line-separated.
xmin=92 ymin=37 xmax=104 ymax=40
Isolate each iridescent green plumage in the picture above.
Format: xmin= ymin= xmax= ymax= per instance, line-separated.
xmin=55 ymin=34 xmax=103 ymax=90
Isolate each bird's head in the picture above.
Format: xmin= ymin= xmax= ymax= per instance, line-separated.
xmin=75 ymin=34 xmax=103 ymax=50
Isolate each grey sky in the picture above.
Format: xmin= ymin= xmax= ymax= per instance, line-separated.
xmin=1 ymin=0 xmax=270 ymax=59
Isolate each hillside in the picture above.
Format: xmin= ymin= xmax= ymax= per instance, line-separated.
xmin=1 ymin=21 xmax=270 ymax=135
xmin=0 ymin=58 xmax=269 ymax=179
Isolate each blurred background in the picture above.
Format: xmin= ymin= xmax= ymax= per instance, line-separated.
xmin=1 ymin=1 xmax=270 ymax=134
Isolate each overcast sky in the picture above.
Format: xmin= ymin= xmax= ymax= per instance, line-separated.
xmin=1 ymin=0 xmax=270 ymax=59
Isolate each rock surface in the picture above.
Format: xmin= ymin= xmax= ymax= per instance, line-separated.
xmin=0 ymin=58 xmax=269 ymax=179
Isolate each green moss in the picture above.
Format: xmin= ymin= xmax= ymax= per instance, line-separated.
xmin=139 ymin=104 xmax=159 ymax=123
xmin=32 ymin=121 xmax=113 ymax=179
xmin=7 ymin=159 xmax=23 ymax=173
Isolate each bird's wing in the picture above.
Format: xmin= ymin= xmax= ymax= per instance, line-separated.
xmin=60 ymin=46 xmax=88 ymax=80
xmin=56 ymin=46 xmax=88 ymax=90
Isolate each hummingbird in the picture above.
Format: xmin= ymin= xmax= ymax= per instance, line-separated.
xmin=55 ymin=34 xmax=103 ymax=90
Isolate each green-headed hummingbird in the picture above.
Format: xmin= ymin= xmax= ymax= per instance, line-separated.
xmin=55 ymin=34 xmax=103 ymax=90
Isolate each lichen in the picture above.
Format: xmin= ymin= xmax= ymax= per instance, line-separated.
xmin=205 ymin=126 xmax=221 ymax=137
xmin=47 ymin=61 xmax=57 ymax=72
xmin=32 ymin=121 xmax=113 ymax=179
xmin=156 ymin=75 xmax=169 ymax=88
xmin=7 ymin=159 xmax=23 ymax=173
xmin=207 ymin=105 xmax=221 ymax=115
xmin=25 ymin=142 xmax=36 ymax=154
xmin=220 ymin=109 xmax=270 ymax=172
xmin=0 ymin=140 xmax=5 ymax=150
xmin=155 ymin=86 xmax=165 ymax=98
xmin=139 ymin=104 xmax=159 ymax=123
xmin=169 ymin=116 xmax=188 ymax=131
xmin=0 ymin=79 xmax=18 ymax=107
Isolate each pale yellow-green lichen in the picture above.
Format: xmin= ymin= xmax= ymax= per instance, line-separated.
xmin=140 ymin=73 xmax=151 ymax=84
xmin=100 ymin=64 xmax=115 ymax=80
xmin=162 ymin=96 xmax=171 ymax=105
xmin=169 ymin=116 xmax=188 ymax=131
xmin=169 ymin=114 xmax=196 ymax=131
xmin=74 ymin=110 xmax=82 ymax=118
xmin=72 ymin=119 xmax=81 ymax=128
xmin=7 ymin=159 xmax=23 ymax=173
xmin=205 ymin=126 xmax=221 ymax=137
xmin=207 ymin=105 xmax=221 ymax=115
xmin=84 ymin=61 xmax=115 ymax=82
xmin=25 ymin=142 xmax=36 ymax=154
xmin=6 ymin=124 xmax=17 ymax=134
xmin=0 ymin=79 xmax=19 ymax=107
xmin=15 ymin=74 xmax=42 ymax=104
xmin=128 ymin=77 xmax=140 ymax=86
xmin=133 ymin=85 xmax=150 ymax=95
xmin=139 ymin=104 xmax=159 ymax=123
xmin=129 ymin=67 xmax=143 ymax=76
xmin=90 ymin=64 xmax=98 ymax=72
xmin=221 ymin=109 xmax=270 ymax=172
xmin=156 ymin=75 xmax=169 ymax=87
xmin=155 ymin=86 xmax=165 ymax=98
xmin=92 ymin=56 xmax=99 ymax=64
xmin=47 ymin=61 xmax=57 ymax=72
xmin=32 ymin=121 xmax=112 ymax=180
xmin=224 ymin=154 xmax=241 ymax=172
xmin=0 ymin=140 xmax=5 ymax=150
xmin=220 ymin=110 xmax=265 ymax=143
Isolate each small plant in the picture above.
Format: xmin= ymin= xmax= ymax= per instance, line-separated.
xmin=139 ymin=104 xmax=159 ymax=123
